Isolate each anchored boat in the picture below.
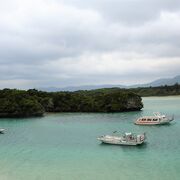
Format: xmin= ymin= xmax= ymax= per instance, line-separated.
xmin=135 ymin=112 xmax=174 ymax=125
xmin=0 ymin=128 xmax=5 ymax=134
xmin=97 ymin=132 xmax=146 ymax=146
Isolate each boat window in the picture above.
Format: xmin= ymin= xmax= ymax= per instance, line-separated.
xmin=153 ymin=119 xmax=157 ymax=121
xmin=147 ymin=119 xmax=151 ymax=121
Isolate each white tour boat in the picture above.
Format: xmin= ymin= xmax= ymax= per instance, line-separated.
xmin=97 ymin=132 xmax=146 ymax=146
xmin=135 ymin=112 xmax=174 ymax=125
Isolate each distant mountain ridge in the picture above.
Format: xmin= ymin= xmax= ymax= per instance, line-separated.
xmin=39 ymin=84 xmax=126 ymax=92
xmin=38 ymin=75 xmax=180 ymax=92
xmin=143 ymin=75 xmax=180 ymax=87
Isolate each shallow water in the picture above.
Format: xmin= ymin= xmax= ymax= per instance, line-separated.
xmin=0 ymin=96 xmax=180 ymax=180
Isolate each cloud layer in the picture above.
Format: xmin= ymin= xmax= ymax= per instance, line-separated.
xmin=0 ymin=0 xmax=180 ymax=88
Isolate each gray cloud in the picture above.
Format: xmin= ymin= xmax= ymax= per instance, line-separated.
xmin=63 ymin=0 xmax=180 ymax=24
xmin=0 ymin=0 xmax=180 ymax=89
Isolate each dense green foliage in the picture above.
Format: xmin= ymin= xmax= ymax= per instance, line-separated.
xmin=130 ymin=83 xmax=180 ymax=97
xmin=0 ymin=88 xmax=143 ymax=117
xmin=0 ymin=83 xmax=179 ymax=118
xmin=0 ymin=89 xmax=44 ymax=117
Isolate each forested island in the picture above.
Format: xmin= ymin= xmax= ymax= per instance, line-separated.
xmin=0 ymin=83 xmax=179 ymax=118
xmin=131 ymin=83 xmax=180 ymax=97
xmin=0 ymin=88 xmax=143 ymax=118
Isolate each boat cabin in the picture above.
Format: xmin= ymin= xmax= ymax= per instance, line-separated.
xmin=138 ymin=117 xmax=160 ymax=122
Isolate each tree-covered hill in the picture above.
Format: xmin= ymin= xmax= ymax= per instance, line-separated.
xmin=130 ymin=83 xmax=180 ymax=97
xmin=0 ymin=89 xmax=44 ymax=118
xmin=0 ymin=88 xmax=143 ymax=118
xmin=0 ymin=83 xmax=179 ymax=118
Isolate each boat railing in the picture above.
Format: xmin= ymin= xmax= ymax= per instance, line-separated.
xmin=153 ymin=112 xmax=162 ymax=117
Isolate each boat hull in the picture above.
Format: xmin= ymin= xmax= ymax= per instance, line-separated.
xmin=134 ymin=119 xmax=172 ymax=125
xmin=100 ymin=140 xmax=144 ymax=146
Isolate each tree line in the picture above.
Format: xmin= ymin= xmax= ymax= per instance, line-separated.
xmin=0 ymin=88 xmax=143 ymax=118
xmin=131 ymin=83 xmax=180 ymax=97
xmin=1 ymin=83 xmax=179 ymax=118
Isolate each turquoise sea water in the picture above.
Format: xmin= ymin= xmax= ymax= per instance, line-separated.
xmin=0 ymin=96 xmax=180 ymax=180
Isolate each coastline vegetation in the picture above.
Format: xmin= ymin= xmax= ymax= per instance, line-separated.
xmin=0 ymin=83 xmax=179 ymax=118
xmin=0 ymin=88 xmax=143 ymax=118
xmin=131 ymin=83 xmax=180 ymax=97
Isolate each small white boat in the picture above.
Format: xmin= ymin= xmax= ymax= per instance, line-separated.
xmin=97 ymin=132 xmax=146 ymax=146
xmin=135 ymin=112 xmax=174 ymax=125
xmin=0 ymin=128 xmax=5 ymax=134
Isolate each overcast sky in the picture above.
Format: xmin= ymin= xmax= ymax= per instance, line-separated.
xmin=0 ymin=0 xmax=180 ymax=89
